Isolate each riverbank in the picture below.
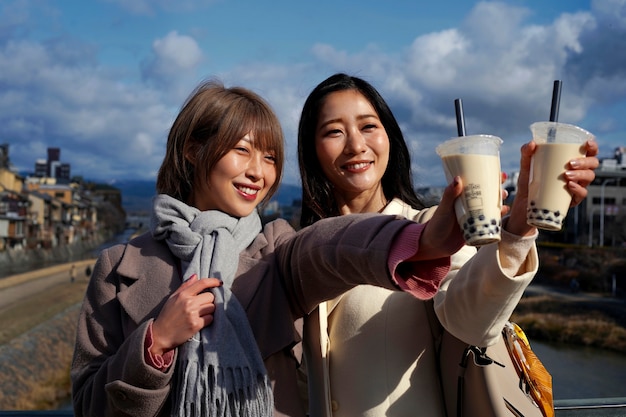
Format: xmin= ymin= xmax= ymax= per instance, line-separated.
xmin=512 ymin=287 xmax=626 ymax=354
xmin=0 ymin=233 xmax=109 ymax=279
xmin=0 ymin=264 xmax=625 ymax=409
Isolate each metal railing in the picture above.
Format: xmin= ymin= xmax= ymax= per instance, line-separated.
xmin=1 ymin=398 xmax=626 ymax=417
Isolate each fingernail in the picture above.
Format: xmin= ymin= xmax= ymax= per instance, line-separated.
xmin=569 ymin=159 xmax=580 ymax=168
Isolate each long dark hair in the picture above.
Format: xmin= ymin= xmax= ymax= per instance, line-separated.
xmin=297 ymin=73 xmax=425 ymax=227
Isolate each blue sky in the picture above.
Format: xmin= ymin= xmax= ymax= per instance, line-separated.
xmin=1 ymin=0 xmax=624 ymax=188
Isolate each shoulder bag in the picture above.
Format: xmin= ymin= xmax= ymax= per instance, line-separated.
xmin=425 ymin=300 xmax=554 ymax=417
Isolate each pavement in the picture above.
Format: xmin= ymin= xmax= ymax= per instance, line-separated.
xmin=0 ymin=259 xmax=96 ymax=312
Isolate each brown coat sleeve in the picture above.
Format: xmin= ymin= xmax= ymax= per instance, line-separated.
xmin=273 ymin=213 xmax=416 ymax=317
xmin=71 ymin=242 xmax=175 ymax=417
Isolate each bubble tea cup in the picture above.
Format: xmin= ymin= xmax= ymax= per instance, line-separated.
xmin=526 ymin=122 xmax=594 ymax=231
xmin=436 ymin=135 xmax=503 ymax=246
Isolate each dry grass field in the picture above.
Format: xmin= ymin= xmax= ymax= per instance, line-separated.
xmin=0 ymin=269 xmax=90 ymax=410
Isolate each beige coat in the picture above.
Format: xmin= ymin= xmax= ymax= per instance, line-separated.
xmin=304 ymin=199 xmax=538 ymax=417
xmin=71 ymin=213 xmax=450 ymax=417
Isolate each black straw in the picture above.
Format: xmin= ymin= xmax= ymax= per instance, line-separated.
xmin=549 ymin=80 xmax=562 ymax=122
xmin=548 ymin=80 xmax=562 ymax=142
xmin=455 ymin=98 xmax=466 ymax=136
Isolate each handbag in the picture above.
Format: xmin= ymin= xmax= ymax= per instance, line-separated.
xmin=426 ymin=300 xmax=554 ymax=417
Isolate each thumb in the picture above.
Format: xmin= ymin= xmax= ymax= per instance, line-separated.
xmin=439 ymin=176 xmax=463 ymax=211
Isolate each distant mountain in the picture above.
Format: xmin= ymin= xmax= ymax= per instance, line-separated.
xmin=112 ymin=179 xmax=303 ymax=213
xmin=111 ymin=179 xmax=156 ymax=213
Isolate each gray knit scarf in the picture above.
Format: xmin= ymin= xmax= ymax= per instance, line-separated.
xmin=150 ymin=194 xmax=273 ymax=417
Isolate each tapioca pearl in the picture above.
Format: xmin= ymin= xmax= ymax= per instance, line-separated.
xmin=478 ymin=214 xmax=486 ymax=221
xmin=468 ymin=217 xmax=476 ymax=225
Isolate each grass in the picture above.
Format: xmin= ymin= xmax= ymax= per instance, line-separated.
xmin=511 ymin=294 xmax=626 ymax=354
xmin=0 ymin=276 xmax=89 ymax=410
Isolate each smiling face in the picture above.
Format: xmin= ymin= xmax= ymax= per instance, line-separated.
xmin=314 ymin=89 xmax=390 ymax=211
xmin=188 ymin=133 xmax=277 ymax=217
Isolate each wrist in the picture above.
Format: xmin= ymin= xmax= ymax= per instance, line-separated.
xmin=502 ymin=213 xmax=536 ymax=237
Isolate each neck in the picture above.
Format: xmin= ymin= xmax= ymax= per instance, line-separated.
xmin=336 ymin=189 xmax=388 ymax=215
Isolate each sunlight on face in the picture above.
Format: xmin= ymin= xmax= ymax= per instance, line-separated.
xmin=315 ymin=90 xmax=390 ymax=206
xmin=191 ymin=134 xmax=277 ymax=216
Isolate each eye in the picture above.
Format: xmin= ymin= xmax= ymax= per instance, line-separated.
xmin=264 ymin=154 xmax=277 ymax=164
xmin=235 ymin=144 xmax=250 ymax=153
xmin=323 ymin=128 xmax=343 ymax=138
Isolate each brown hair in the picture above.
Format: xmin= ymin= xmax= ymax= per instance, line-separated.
xmin=156 ymin=80 xmax=284 ymax=204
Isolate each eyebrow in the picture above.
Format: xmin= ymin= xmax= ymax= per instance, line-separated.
xmin=318 ymin=113 xmax=380 ymax=130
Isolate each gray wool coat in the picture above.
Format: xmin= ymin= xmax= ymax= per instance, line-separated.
xmin=71 ymin=213 xmax=449 ymax=417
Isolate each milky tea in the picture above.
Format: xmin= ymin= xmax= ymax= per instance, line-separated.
xmin=527 ymin=122 xmax=594 ymax=231
xmin=436 ymin=135 xmax=503 ymax=246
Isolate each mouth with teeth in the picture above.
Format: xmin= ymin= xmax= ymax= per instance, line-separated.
xmin=235 ymin=184 xmax=261 ymax=200
xmin=343 ymin=161 xmax=372 ymax=172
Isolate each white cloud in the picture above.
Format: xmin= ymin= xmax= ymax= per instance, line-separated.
xmin=140 ymin=31 xmax=204 ymax=98
xmin=1 ymin=0 xmax=625 ymax=189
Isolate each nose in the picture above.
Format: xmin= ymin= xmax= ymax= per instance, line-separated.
xmin=344 ymin=128 xmax=367 ymax=155
xmin=246 ymin=152 xmax=263 ymax=181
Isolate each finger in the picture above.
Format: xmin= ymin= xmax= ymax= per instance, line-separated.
xmin=569 ymin=156 xmax=600 ymax=171
xmin=584 ymin=140 xmax=599 ymax=157
xmin=171 ymin=274 xmax=198 ymax=296
xmin=519 ymin=141 xmax=536 ymax=169
xmin=184 ymin=278 xmax=223 ymax=298
xmin=199 ymin=303 xmax=216 ymax=317
xmin=568 ymin=181 xmax=588 ymax=207
xmin=516 ymin=141 xmax=536 ymax=196
xmin=438 ymin=176 xmax=463 ymax=212
xmin=183 ymin=273 xmax=199 ymax=283
xmin=564 ymin=167 xmax=596 ymax=188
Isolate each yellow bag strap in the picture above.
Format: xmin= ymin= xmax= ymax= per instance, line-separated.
xmin=503 ymin=322 xmax=555 ymax=417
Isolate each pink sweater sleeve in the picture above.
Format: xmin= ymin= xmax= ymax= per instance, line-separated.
xmin=387 ymin=223 xmax=450 ymax=300
xmin=145 ymin=321 xmax=175 ymax=371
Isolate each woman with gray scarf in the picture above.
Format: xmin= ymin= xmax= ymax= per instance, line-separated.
xmin=71 ymin=79 xmax=466 ymax=417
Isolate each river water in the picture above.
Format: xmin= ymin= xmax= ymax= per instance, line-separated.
xmin=533 ymin=340 xmax=626 ymax=400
